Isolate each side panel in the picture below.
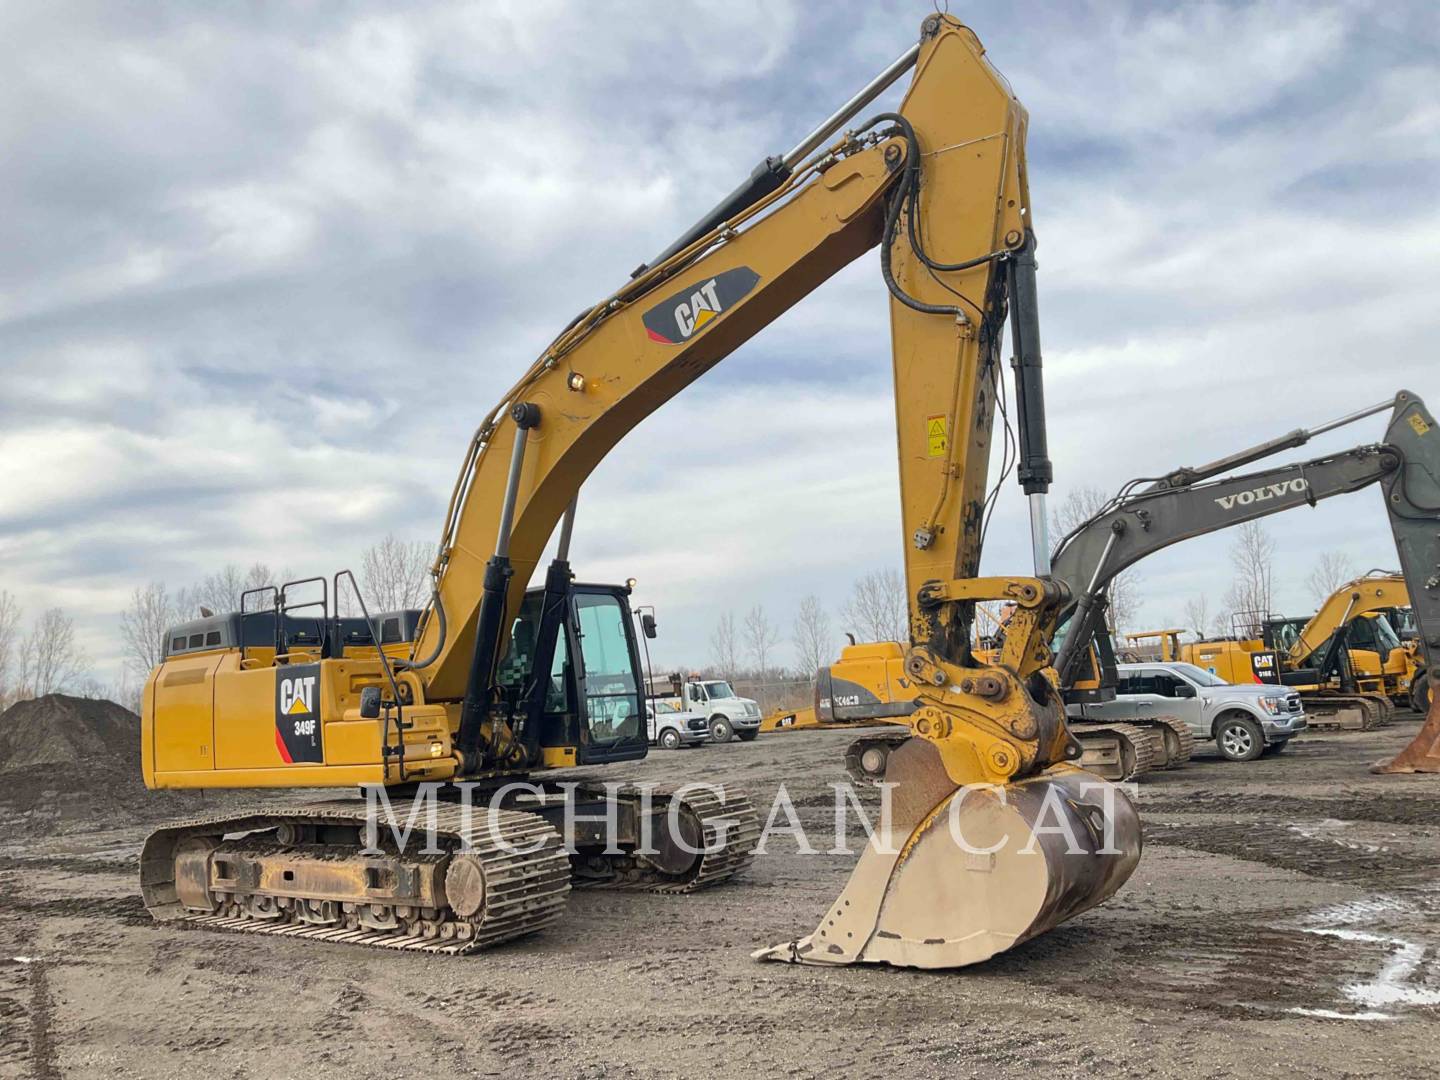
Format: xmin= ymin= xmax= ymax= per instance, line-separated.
xmin=214 ymin=661 xmax=285 ymax=769
xmin=152 ymin=652 xmax=224 ymax=774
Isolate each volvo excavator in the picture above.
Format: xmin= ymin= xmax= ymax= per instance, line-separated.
xmin=140 ymin=16 xmax=1145 ymax=970
xmin=765 ymin=393 xmax=1440 ymax=783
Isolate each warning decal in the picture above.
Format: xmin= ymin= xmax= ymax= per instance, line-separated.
xmin=1409 ymin=413 xmax=1431 ymax=437
xmin=926 ymin=415 xmax=948 ymax=457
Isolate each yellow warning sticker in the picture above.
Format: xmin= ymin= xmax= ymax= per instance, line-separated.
xmin=1409 ymin=413 xmax=1431 ymax=437
xmin=926 ymin=415 xmax=948 ymax=457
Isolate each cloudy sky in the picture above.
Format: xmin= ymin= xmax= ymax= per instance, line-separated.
xmin=2 ymin=1 xmax=1437 ymax=686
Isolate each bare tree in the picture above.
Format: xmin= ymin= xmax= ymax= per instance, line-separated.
xmin=792 ymin=595 xmax=832 ymax=682
xmin=1224 ymin=521 xmax=1277 ymax=631
xmin=243 ymin=562 xmax=283 ymax=609
xmin=1052 ymin=485 xmax=1142 ymax=632
xmin=120 ymin=583 xmax=175 ymax=679
xmin=185 ymin=565 xmax=243 ymax=613
xmin=361 ymin=534 xmax=433 ymax=611
xmin=1305 ymin=550 xmax=1356 ymax=606
xmin=0 ymin=591 xmax=21 ymax=709
xmin=20 ymin=608 xmax=87 ymax=697
xmin=744 ymin=605 xmax=779 ymax=710
xmin=745 ymin=605 xmax=778 ymax=678
xmin=843 ymin=569 xmax=908 ymax=643
xmin=1182 ymin=595 xmax=1212 ymax=642
xmin=710 ymin=611 xmax=740 ymax=683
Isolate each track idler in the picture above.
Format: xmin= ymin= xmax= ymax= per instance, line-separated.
xmin=755 ymin=736 xmax=1141 ymax=969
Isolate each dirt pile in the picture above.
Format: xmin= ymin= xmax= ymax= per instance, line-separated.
xmin=0 ymin=694 xmax=150 ymax=831
xmin=0 ymin=694 xmax=140 ymax=774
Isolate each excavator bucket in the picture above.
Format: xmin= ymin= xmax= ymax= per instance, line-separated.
xmin=754 ymin=738 xmax=1141 ymax=969
xmin=1371 ymin=694 xmax=1440 ymax=773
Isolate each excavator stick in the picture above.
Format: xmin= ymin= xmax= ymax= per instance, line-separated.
xmin=1372 ymin=694 xmax=1440 ymax=774
xmin=755 ymin=738 xmax=1140 ymax=968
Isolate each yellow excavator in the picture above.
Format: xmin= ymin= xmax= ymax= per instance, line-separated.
xmin=1171 ymin=573 xmax=1419 ymax=729
xmin=134 ymin=14 xmax=1435 ymax=970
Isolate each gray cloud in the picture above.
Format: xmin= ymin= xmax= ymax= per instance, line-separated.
xmin=0 ymin=1 xmax=1435 ymax=680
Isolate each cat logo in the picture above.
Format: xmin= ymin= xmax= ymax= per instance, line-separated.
xmin=274 ymin=663 xmax=324 ymax=764
xmin=642 ymin=266 xmax=760 ymax=344
xmin=279 ymin=674 xmax=316 ymax=715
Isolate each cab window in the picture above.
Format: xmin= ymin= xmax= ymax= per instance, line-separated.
xmin=1129 ymin=671 xmax=1179 ymax=696
xmin=496 ymin=594 xmax=574 ymax=715
xmin=574 ymin=593 xmax=641 ymax=744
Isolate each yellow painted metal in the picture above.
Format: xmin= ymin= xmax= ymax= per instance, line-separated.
xmin=145 ymin=652 xmax=457 ymax=789
xmin=1172 ymin=575 xmax=1417 ymax=698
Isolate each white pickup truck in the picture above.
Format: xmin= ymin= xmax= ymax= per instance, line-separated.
xmin=645 ymin=700 xmax=710 ymax=749
xmin=649 ymin=674 xmax=762 ymax=743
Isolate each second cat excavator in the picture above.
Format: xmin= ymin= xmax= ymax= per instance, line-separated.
xmin=1172 ymin=572 xmax=1417 ymax=727
xmin=139 ymin=16 xmax=1143 ymax=971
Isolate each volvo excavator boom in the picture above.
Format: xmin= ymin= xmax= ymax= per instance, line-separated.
xmin=1051 ymin=392 xmax=1440 ymax=693
xmin=141 ymin=14 xmax=1145 ymax=969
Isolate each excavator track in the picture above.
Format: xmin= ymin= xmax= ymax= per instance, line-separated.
xmin=567 ymin=782 xmax=760 ymax=893
xmin=1303 ymin=693 xmax=1392 ymax=730
xmin=1143 ymin=715 xmax=1197 ymax=768
xmin=1070 ymin=722 xmax=1162 ymax=781
xmin=140 ymin=801 xmax=571 ymax=955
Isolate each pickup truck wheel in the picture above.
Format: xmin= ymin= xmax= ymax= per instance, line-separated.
xmin=737 ymin=728 xmax=759 ymax=742
xmin=1216 ymin=713 xmax=1264 ymax=762
xmin=659 ymin=728 xmax=682 ymax=750
xmin=710 ymin=717 xmax=734 ymax=743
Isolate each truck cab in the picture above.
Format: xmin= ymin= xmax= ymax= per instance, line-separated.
xmin=658 ymin=676 xmax=761 ymax=743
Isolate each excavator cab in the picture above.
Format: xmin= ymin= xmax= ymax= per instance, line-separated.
xmin=494 ymin=582 xmax=650 ymax=767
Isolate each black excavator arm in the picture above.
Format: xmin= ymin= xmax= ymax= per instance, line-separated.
xmin=1049 ymin=390 xmax=1440 ymax=690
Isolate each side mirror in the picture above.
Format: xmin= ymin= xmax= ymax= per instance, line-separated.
xmin=641 ymin=613 xmax=657 ymax=639
xmin=1174 ymin=684 xmax=1197 ymax=699
xmin=359 ymin=686 xmax=382 ymax=718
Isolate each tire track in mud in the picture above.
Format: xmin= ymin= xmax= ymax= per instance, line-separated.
xmin=0 ymin=957 xmax=58 ymax=1080
xmin=1146 ymin=820 xmax=1432 ymax=882
xmin=1141 ymin=790 xmax=1440 ymax=828
xmin=0 ymin=894 xmax=148 ymax=926
xmin=0 ymin=855 xmax=134 ymax=877
xmin=27 ymin=961 xmax=58 ymax=1080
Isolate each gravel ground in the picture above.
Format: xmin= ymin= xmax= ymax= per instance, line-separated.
xmin=1 ymin=719 xmax=1438 ymax=1079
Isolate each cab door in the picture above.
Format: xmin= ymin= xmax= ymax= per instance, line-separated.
xmin=571 ymin=588 xmax=649 ymax=765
